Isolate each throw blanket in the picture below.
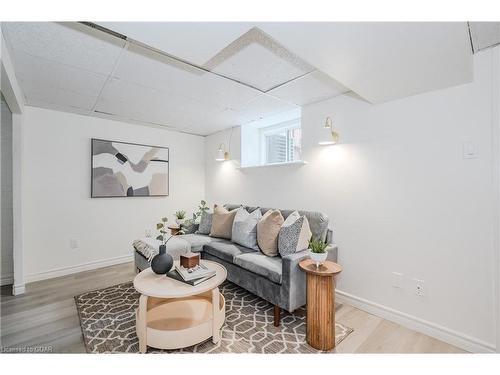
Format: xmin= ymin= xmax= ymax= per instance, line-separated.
xmin=133 ymin=236 xmax=190 ymax=261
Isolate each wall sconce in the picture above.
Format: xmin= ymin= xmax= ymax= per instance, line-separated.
xmin=215 ymin=126 xmax=235 ymax=161
xmin=318 ymin=116 xmax=339 ymax=146
xmin=215 ymin=143 xmax=229 ymax=161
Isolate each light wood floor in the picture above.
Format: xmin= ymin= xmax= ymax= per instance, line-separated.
xmin=0 ymin=262 xmax=465 ymax=353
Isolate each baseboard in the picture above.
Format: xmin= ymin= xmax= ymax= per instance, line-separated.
xmin=12 ymin=283 xmax=25 ymax=295
xmin=335 ymin=289 xmax=496 ymax=353
xmin=1 ymin=274 xmax=14 ymax=286
xmin=25 ymin=254 xmax=134 ymax=283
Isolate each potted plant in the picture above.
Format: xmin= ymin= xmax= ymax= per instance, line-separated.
xmin=308 ymin=238 xmax=329 ymax=269
xmin=178 ymin=200 xmax=210 ymax=235
xmin=151 ymin=217 xmax=173 ymax=275
xmin=174 ymin=210 xmax=186 ymax=225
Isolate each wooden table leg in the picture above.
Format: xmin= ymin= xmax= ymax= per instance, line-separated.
xmin=137 ymin=294 xmax=148 ymax=353
xmin=212 ymin=287 xmax=220 ymax=344
xmin=306 ymin=274 xmax=335 ymax=350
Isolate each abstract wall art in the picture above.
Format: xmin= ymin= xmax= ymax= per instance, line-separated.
xmin=91 ymin=139 xmax=169 ymax=198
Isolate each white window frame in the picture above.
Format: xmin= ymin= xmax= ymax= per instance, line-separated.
xmin=259 ymin=118 xmax=301 ymax=165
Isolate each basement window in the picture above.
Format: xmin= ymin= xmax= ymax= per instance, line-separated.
xmin=240 ymin=109 xmax=302 ymax=168
xmin=261 ymin=120 xmax=302 ymax=164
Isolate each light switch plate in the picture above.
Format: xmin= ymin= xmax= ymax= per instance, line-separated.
xmin=463 ymin=142 xmax=478 ymax=159
xmin=392 ymin=272 xmax=404 ymax=288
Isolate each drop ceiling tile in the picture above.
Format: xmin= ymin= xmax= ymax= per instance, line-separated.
xmin=205 ymin=27 xmax=313 ymax=92
xmin=97 ymin=22 xmax=254 ymax=66
xmin=96 ymin=78 xmax=224 ymax=132
xmin=230 ymin=93 xmax=298 ymax=125
xmin=113 ymin=44 xmax=261 ymax=110
xmin=2 ymin=22 xmax=125 ymax=75
xmin=267 ymin=70 xmax=348 ymax=106
xmin=21 ymin=79 xmax=98 ymax=110
xmin=469 ymin=22 xmax=500 ymax=52
xmin=11 ymin=49 xmax=107 ymax=97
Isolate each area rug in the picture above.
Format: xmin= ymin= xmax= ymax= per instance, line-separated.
xmin=75 ymin=281 xmax=353 ymax=353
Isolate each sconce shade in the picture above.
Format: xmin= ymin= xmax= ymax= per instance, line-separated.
xmin=319 ymin=116 xmax=339 ymax=145
xmin=216 ymin=144 xmax=229 ymax=161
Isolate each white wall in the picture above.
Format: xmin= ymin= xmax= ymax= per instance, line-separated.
xmin=22 ymin=107 xmax=205 ymax=282
xmin=1 ymin=98 xmax=14 ymax=285
xmin=205 ymin=50 xmax=498 ymax=352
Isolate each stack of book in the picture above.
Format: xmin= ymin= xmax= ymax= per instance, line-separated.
xmin=166 ymin=263 xmax=216 ymax=286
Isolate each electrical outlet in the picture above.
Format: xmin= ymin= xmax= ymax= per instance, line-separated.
xmin=70 ymin=239 xmax=79 ymax=250
xmin=414 ymin=279 xmax=425 ymax=296
xmin=392 ymin=272 xmax=404 ymax=288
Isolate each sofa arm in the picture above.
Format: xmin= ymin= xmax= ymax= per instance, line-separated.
xmin=281 ymin=245 xmax=338 ymax=312
xmin=325 ymin=244 xmax=338 ymax=263
xmin=282 ymin=245 xmax=338 ymax=279
xmin=281 ymin=250 xmax=310 ymax=311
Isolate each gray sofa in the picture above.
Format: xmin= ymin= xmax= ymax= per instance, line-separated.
xmin=134 ymin=204 xmax=337 ymax=326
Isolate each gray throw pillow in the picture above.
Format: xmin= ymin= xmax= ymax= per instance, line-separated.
xmin=180 ymin=221 xmax=199 ymax=234
xmin=231 ymin=207 xmax=262 ymax=250
xmin=278 ymin=211 xmax=312 ymax=257
xmin=196 ymin=212 xmax=213 ymax=235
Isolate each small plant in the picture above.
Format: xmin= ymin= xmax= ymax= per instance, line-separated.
xmin=197 ymin=200 xmax=209 ymax=217
xmin=174 ymin=210 xmax=186 ymax=220
xmin=156 ymin=217 xmax=171 ymax=245
xmin=308 ymin=238 xmax=328 ymax=254
xmin=185 ymin=200 xmax=210 ymax=225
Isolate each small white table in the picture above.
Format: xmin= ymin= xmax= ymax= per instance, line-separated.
xmin=133 ymin=260 xmax=227 ymax=352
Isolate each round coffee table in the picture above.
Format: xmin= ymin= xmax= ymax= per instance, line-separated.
xmin=299 ymin=259 xmax=342 ymax=351
xmin=133 ymin=260 xmax=227 ymax=352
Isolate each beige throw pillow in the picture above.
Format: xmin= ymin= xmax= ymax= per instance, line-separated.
xmin=209 ymin=205 xmax=237 ymax=239
xmin=257 ymin=209 xmax=284 ymax=257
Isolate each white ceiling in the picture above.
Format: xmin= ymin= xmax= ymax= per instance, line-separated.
xmin=259 ymin=22 xmax=474 ymax=103
xmin=1 ymin=21 xmax=485 ymax=135
xmin=469 ymin=22 xmax=500 ymax=52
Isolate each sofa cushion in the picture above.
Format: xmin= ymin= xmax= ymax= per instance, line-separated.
xmin=278 ymin=211 xmax=312 ymax=257
xmin=257 ymin=209 xmax=284 ymax=257
xmin=210 ymin=205 xmax=238 ymax=239
xmin=233 ymin=252 xmax=283 ymax=284
xmin=180 ymin=233 xmax=221 ymax=253
xmin=203 ymin=240 xmax=254 ymax=263
xmin=231 ymin=207 xmax=261 ymax=250
xmin=196 ymin=212 xmax=213 ymax=235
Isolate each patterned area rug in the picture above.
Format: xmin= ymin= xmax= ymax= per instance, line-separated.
xmin=75 ymin=281 xmax=353 ymax=353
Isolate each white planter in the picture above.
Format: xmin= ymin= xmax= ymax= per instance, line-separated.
xmin=175 ymin=218 xmax=185 ymax=226
xmin=309 ymin=250 xmax=328 ymax=268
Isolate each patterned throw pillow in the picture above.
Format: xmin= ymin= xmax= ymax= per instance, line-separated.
xmin=257 ymin=210 xmax=284 ymax=257
xmin=231 ymin=207 xmax=262 ymax=250
xmin=278 ymin=211 xmax=312 ymax=257
xmin=209 ymin=205 xmax=238 ymax=239
xmin=180 ymin=221 xmax=199 ymax=234
xmin=196 ymin=212 xmax=213 ymax=235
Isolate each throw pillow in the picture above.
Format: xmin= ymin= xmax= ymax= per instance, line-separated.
xmin=180 ymin=221 xmax=199 ymax=234
xmin=231 ymin=207 xmax=262 ymax=250
xmin=209 ymin=205 xmax=238 ymax=239
xmin=196 ymin=212 xmax=213 ymax=235
xmin=278 ymin=211 xmax=312 ymax=257
xmin=257 ymin=209 xmax=284 ymax=257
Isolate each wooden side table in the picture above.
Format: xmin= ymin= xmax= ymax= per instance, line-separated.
xmin=168 ymin=225 xmax=181 ymax=236
xmin=299 ymin=259 xmax=342 ymax=351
